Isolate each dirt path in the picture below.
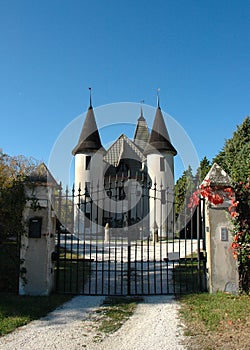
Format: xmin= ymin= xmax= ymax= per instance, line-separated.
xmin=0 ymin=295 xmax=186 ymax=350
xmin=91 ymin=295 xmax=186 ymax=350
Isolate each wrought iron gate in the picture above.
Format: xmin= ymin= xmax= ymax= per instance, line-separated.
xmin=54 ymin=181 xmax=207 ymax=295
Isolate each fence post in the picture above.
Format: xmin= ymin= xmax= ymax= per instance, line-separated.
xmin=104 ymin=223 xmax=110 ymax=243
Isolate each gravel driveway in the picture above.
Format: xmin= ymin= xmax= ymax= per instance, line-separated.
xmin=0 ymin=295 xmax=186 ymax=350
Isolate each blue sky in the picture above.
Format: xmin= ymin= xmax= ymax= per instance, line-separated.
xmin=0 ymin=0 xmax=249 ymax=182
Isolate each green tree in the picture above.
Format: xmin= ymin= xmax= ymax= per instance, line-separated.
xmin=194 ymin=156 xmax=211 ymax=185
xmin=175 ymin=158 xmax=212 ymax=216
xmin=208 ymin=116 xmax=250 ymax=292
xmin=175 ymin=165 xmax=195 ymax=216
xmin=0 ymin=153 xmax=44 ymax=292
xmin=0 ymin=153 xmax=40 ymax=242
xmin=213 ymin=116 xmax=250 ymax=182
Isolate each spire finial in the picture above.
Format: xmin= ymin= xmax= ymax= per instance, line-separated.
xmin=140 ymin=99 xmax=144 ymax=117
xmin=157 ymin=88 xmax=160 ymax=108
xmin=88 ymin=87 xmax=92 ymax=108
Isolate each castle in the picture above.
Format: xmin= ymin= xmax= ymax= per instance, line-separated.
xmin=72 ymin=97 xmax=177 ymax=239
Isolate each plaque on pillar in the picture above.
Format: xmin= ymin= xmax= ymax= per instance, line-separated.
xmin=28 ymin=217 xmax=42 ymax=238
xmin=220 ymin=227 xmax=228 ymax=241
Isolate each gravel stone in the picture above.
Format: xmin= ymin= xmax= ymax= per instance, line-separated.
xmin=0 ymin=295 xmax=186 ymax=350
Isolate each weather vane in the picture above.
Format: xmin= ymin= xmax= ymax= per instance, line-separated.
xmin=157 ymin=88 xmax=160 ymax=108
xmin=88 ymin=87 xmax=92 ymax=107
xmin=140 ymin=99 xmax=145 ymax=117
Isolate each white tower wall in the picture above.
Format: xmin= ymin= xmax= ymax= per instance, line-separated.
xmin=164 ymin=153 xmax=175 ymax=237
xmin=147 ymin=152 xmax=175 ymax=239
xmin=75 ymin=153 xmax=90 ymax=189
xmin=74 ymin=151 xmax=104 ymax=237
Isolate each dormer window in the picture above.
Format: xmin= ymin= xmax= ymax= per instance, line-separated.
xmin=160 ymin=157 xmax=165 ymax=171
xmin=85 ymin=156 xmax=91 ymax=170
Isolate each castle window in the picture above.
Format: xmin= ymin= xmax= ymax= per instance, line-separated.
xmin=118 ymin=186 xmax=126 ymax=200
xmin=84 ymin=213 xmax=90 ymax=227
xmin=85 ymin=156 xmax=91 ymax=170
xmin=160 ymin=157 xmax=165 ymax=171
xmin=117 ymin=161 xmax=128 ymax=176
xmin=85 ymin=182 xmax=90 ymax=197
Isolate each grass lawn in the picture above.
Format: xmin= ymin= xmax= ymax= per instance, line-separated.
xmin=91 ymin=296 xmax=143 ymax=342
xmin=95 ymin=296 xmax=143 ymax=333
xmin=0 ymin=294 xmax=71 ymax=336
xmin=178 ymin=292 xmax=250 ymax=350
xmin=172 ymin=253 xmax=207 ymax=293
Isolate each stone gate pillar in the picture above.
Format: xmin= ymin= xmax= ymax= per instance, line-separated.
xmin=19 ymin=165 xmax=57 ymax=295
xmin=204 ymin=163 xmax=239 ymax=293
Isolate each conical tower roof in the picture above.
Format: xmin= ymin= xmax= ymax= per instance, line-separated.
xmin=72 ymin=105 xmax=104 ymax=155
xmin=133 ymin=107 xmax=150 ymax=150
xmin=146 ymin=106 xmax=177 ymax=155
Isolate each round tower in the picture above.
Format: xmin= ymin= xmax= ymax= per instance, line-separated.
xmin=72 ymin=96 xmax=105 ymax=237
xmin=145 ymin=102 xmax=177 ymax=239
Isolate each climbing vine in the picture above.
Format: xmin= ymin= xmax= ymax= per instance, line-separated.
xmin=189 ymin=179 xmax=250 ymax=294
xmin=0 ymin=153 xmax=41 ymax=292
xmin=0 ymin=154 xmax=40 ymax=243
